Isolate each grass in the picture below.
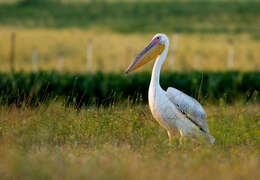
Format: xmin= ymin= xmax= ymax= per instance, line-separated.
xmin=1 ymin=27 xmax=260 ymax=72
xmin=0 ymin=0 xmax=259 ymax=178
xmin=0 ymin=71 xmax=259 ymax=107
xmin=0 ymin=1 xmax=260 ymax=34
xmin=1 ymin=1 xmax=260 ymax=72
xmin=0 ymin=100 xmax=259 ymax=179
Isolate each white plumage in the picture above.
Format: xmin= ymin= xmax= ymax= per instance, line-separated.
xmin=126 ymin=33 xmax=215 ymax=144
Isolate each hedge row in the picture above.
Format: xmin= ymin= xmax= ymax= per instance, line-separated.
xmin=0 ymin=71 xmax=259 ymax=106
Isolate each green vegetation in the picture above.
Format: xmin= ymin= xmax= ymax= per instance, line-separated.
xmin=0 ymin=101 xmax=259 ymax=179
xmin=1 ymin=1 xmax=260 ymax=34
xmin=0 ymin=1 xmax=259 ymax=178
xmin=0 ymin=71 xmax=259 ymax=106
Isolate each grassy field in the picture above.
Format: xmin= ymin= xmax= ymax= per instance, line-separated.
xmin=1 ymin=1 xmax=260 ymax=34
xmin=0 ymin=1 xmax=260 ymax=72
xmin=1 ymin=27 xmax=260 ymax=72
xmin=0 ymin=101 xmax=259 ymax=179
xmin=0 ymin=0 xmax=259 ymax=179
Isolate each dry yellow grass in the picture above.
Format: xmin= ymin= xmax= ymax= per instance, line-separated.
xmin=1 ymin=27 xmax=260 ymax=72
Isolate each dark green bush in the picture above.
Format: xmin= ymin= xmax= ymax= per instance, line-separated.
xmin=0 ymin=71 xmax=259 ymax=107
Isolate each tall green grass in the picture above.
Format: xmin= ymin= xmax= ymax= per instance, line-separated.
xmin=0 ymin=71 xmax=259 ymax=106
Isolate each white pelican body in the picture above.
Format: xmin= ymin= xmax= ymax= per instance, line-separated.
xmin=126 ymin=33 xmax=215 ymax=144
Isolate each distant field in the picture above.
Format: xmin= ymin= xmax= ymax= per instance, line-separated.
xmin=1 ymin=27 xmax=260 ymax=72
xmin=0 ymin=1 xmax=260 ymax=34
xmin=0 ymin=101 xmax=259 ymax=179
xmin=1 ymin=1 xmax=260 ymax=72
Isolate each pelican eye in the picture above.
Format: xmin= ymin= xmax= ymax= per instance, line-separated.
xmin=156 ymin=37 xmax=160 ymax=40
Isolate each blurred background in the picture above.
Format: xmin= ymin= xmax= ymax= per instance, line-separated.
xmin=1 ymin=0 xmax=260 ymax=73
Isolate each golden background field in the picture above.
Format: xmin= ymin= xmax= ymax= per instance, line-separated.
xmin=1 ymin=27 xmax=260 ymax=72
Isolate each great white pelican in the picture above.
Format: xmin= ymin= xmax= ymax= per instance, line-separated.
xmin=125 ymin=33 xmax=215 ymax=144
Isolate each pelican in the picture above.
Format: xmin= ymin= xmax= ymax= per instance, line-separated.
xmin=125 ymin=33 xmax=215 ymax=144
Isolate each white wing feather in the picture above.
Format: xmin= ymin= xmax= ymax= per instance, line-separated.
xmin=166 ymin=87 xmax=210 ymax=133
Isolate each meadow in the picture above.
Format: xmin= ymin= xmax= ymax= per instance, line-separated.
xmin=1 ymin=1 xmax=260 ymax=72
xmin=0 ymin=101 xmax=259 ymax=179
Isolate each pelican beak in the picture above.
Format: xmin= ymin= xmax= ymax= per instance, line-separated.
xmin=125 ymin=39 xmax=165 ymax=74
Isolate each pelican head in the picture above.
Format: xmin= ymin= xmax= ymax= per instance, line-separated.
xmin=125 ymin=33 xmax=168 ymax=74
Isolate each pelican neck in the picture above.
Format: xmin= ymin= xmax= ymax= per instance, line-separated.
xmin=150 ymin=43 xmax=169 ymax=86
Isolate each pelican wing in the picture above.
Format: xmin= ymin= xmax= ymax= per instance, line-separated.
xmin=166 ymin=87 xmax=209 ymax=133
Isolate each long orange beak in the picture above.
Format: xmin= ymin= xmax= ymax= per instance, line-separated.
xmin=125 ymin=39 xmax=165 ymax=74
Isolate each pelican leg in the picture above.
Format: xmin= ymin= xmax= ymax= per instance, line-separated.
xmin=169 ymin=136 xmax=172 ymax=144
xmin=179 ymin=130 xmax=184 ymax=145
xmin=179 ymin=136 xmax=183 ymax=145
xmin=167 ymin=131 xmax=172 ymax=144
xmin=167 ymin=129 xmax=178 ymax=145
